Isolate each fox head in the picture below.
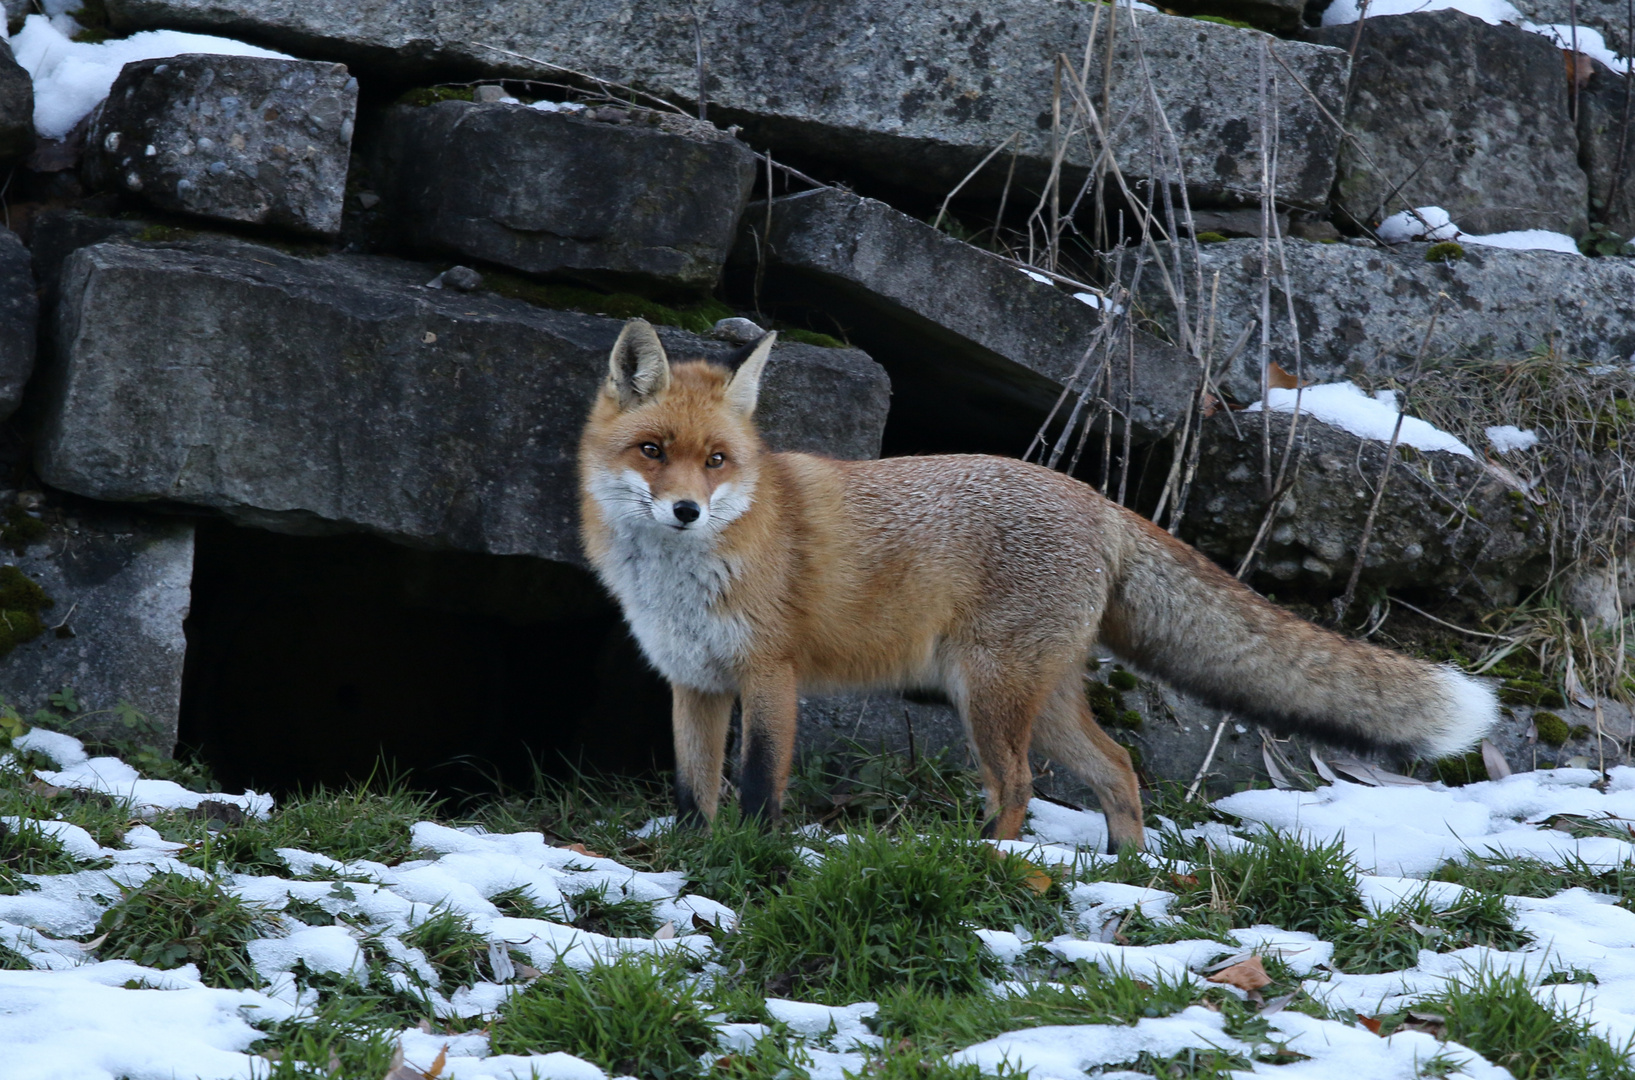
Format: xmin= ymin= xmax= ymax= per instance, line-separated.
xmin=579 ymin=318 xmax=775 ymax=538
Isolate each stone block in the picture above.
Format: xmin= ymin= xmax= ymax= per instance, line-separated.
xmin=1309 ymin=10 xmax=1588 ymax=236
xmin=0 ymin=226 xmax=36 ymax=423
xmin=83 ymin=54 xmax=357 ymax=236
xmin=378 ymin=101 xmax=757 ymax=292
xmin=105 ymin=0 xmax=1349 ymax=209
xmin=730 ymin=188 xmax=1196 ymax=449
xmin=1163 ymin=0 xmax=1307 ymax=31
xmin=1155 ymin=237 xmax=1635 ymax=402
xmin=35 ymin=237 xmax=890 ymax=566
xmin=0 ymin=498 xmax=192 ymax=757
xmin=1179 ymin=411 xmax=1546 ymax=596
xmin=1577 ymin=60 xmax=1635 ymax=241
xmin=0 ymin=38 xmax=32 ymax=166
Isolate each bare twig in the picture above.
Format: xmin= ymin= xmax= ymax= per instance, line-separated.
xmin=933 ymin=133 xmax=1019 ymax=233
xmin=1186 ymin=716 xmax=1231 ymax=801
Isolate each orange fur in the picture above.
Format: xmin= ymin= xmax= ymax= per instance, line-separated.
xmin=578 ymin=320 xmax=1497 ymax=849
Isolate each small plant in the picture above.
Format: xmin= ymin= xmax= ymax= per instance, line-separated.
xmin=492 ymin=955 xmax=717 ymax=1077
xmin=403 ymin=906 xmax=489 ymax=988
xmin=568 ymin=883 xmax=659 ymax=938
xmin=95 ymin=872 xmax=265 ymax=988
xmin=724 ymin=825 xmax=1064 ymax=1002
xmin=1417 ymin=968 xmax=1635 ymax=1078
xmin=1424 ymin=241 xmax=1465 ymax=263
xmin=1531 ymin=711 xmax=1571 ymax=746
xmin=0 ymin=566 xmax=52 ymax=659
xmin=1579 ymin=221 xmax=1633 ymax=257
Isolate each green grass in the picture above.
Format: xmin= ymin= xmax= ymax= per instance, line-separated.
xmin=1155 ymin=830 xmax=1363 ymax=936
xmin=1327 ymin=887 xmax=1529 ymax=974
xmin=787 ymin=743 xmax=987 ymax=830
xmin=251 ymin=995 xmax=399 ymax=1079
xmin=1410 ymin=968 xmax=1635 ymax=1079
xmin=723 ymin=825 xmax=1067 ymax=1003
xmin=0 ymin=817 xmax=82 ymax=893
xmin=94 ymin=872 xmax=266 ymax=988
xmin=156 ymin=781 xmax=440 ymax=875
xmin=870 ymin=967 xmax=1198 ymax=1056
xmin=492 ymin=954 xmax=717 ymax=1077
xmin=402 ymin=905 xmax=489 ymax=989
xmin=491 ymin=884 xmax=555 ymax=920
xmin=1433 ymin=851 xmax=1635 ymax=909
xmin=0 ymin=942 xmax=29 ymax=969
xmin=568 ymin=883 xmax=659 ymax=938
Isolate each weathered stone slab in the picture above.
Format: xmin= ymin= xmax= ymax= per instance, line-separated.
xmin=0 ymin=498 xmax=192 ymax=757
xmin=82 ymin=54 xmax=356 ymax=236
xmin=1309 ymin=10 xmax=1588 ymax=235
xmin=0 ymin=38 xmax=31 ymax=166
xmin=378 ymin=101 xmax=757 ymax=291
xmin=105 ymin=0 xmax=1350 ymax=208
xmin=1180 ymin=411 xmax=1546 ymax=597
xmin=1164 ymin=0 xmax=1307 ymax=32
xmin=35 ymin=237 xmax=890 ymax=566
xmin=731 ymin=187 xmax=1197 ymax=447
xmin=1155 ymin=238 xmax=1635 ymax=402
xmin=1577 ymin=60 xmax=1635 ymax=241
xmin=1512 ymin=0 xmax=1631 ymax=57
xmin=0 ymin=227 xmax=36 ymax=424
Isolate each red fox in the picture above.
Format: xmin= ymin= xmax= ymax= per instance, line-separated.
xmin=578 ymin=319 xmax=1497 ymax=849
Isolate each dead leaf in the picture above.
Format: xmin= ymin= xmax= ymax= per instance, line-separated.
xmin=79 ymin=933 xmax=108 ymax=952
xmin=1266 ymin=361 xmax=1308 ymax=390
xmin=513 ymin=962 xmax=543 ymax=980
xmin=1261 ymin=990 xmax=1299 ymax=1015
xmin=1262 ymin=742 xmax=1294 ymax=790
xmin=1206 ymin=955 xmax=1273 ymax=992
xmin=1170 ymin=872 xmax=1200 ymax=888
xmin=1309 ymin=751 xmax=1340 ymax=785
xmin=1329 ymin=757 xmax=1427 ymax=787
xmin=988 ymin=848 xmax=1053 ymax=893
xmin=1481 ymin=738 xmax=1513 ymax=781
xmin=653 ymin=920 xmax=676 ymax=940
xmin=26 ymin=781 xmax=63 ymax=799
xmin=565 ymin=842 xmax=606 ymax=859
xmin=1200 ymin=392 xmax=1221 ymax=419
xmin=426 ymin=1046 xmax=448 ymax=1079
xmin=1357 ymin=1014 xmax=1384 ymax=1035
xmin=691 ymin=912 xmax=727 ymax=943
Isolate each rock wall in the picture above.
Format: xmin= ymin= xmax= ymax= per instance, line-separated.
xmin=0 ymin=0 xmax=1630 ymax=798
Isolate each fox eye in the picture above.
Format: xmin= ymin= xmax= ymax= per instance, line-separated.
xmin=706 ymin=452 xmax=726 ymax=469
xmin=639 ymin=442 xmax=663 ymax=460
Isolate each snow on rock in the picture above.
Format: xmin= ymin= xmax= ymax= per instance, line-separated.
xmin=10 ymin=14 xmax=291 ymax=139
xmin=1318 ymin=0 xmax=1631 ymax=74
xmin=246 ymin=924 xmax=367 ymax=985
xmin=13 ymin=727 xmax=88 ymax=769
xmin=1465 ymin=228 xmax=1582 ymax=254
xmin=0 ymin=961 xmax=287 ymax=1080
xmin=1377 ymin=205 xmax=1461 ymax=242
xmin=1244 ymin=382 xmax=1476 ymax=458
xmin=35 ymin=751 xmax=273 ymax=819
xmin=1487 ymin=424 xmax=1540 ymax=453
xmin=764 ymin=999 xmax=883 ymax=1050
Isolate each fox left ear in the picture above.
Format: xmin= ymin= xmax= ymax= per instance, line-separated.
xmin=607 ymin=318 xmax=671 ymax=407
xmin=723 ymin=331 xmax=777 ymax=416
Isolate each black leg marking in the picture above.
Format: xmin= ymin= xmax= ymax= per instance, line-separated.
xmin=737 ymin=732 xmax=781 ymax=823
xmin=674 ymin=780 xmax=707 ymax=829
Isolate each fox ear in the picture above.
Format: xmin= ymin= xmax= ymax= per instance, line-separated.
xmin=607 ymin=318 xmax=670 ymax=407
xmin=723 ymin=331 xmax=776 ymax=416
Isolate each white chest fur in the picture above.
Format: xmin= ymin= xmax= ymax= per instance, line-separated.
xmin=596 ymin=529 xmax=747 ymax=693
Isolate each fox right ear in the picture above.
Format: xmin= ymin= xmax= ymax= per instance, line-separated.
xmin=607 ymin=318 xmax=670 ymax=407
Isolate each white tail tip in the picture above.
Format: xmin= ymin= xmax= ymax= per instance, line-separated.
xmin=1418 ymin=666 xmax=1500 ymax=759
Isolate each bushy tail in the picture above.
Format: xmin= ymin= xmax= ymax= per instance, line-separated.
xmin=1099 ymin=513 xmax=1496 ymax=759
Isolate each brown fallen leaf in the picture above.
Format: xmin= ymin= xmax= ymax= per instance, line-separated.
xmin=1206 ymin=955 xmax=1273 ymax=992
xmin=1170 ymin=872 xmax=1200 ymax=888
xmin=1565 ymin=49 xmax=1595 ymax=92
xmin=1200 ymin=392 xmax=1221 ymax=419
xmin=565 ymin=842 xmax=606 ymax=859
xmin=1357 ymin=1014 xmax=1384 ymax=1035
xmin=1266 ymin=361 xmax=1308 ymax=390
xmin=426 ymin=1045 xmax=448 ymax=1079
xmin=987 ymin=848 xmax=1054 ymax=893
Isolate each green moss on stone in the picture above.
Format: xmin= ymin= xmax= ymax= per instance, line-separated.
xmin=482 ymin=272 xmax=734 ymax=335
xmin=1425 ymin=241 xmax=1465 ymax=264
xmin=0 ymin=565 xmax=51 ymax=660
xmin=1499 ymin=679 xmax=1567 ymax=708
xmin=1533 ymin=711 xmax=1570 ymax=746
xmin=778 ymin=328 xmax=845 ymax=348
xmin=1434 ymin=751 xmax=1488 ymax=786
xmin=1 ymin=507 xmax=47 ymax=555
xmin=1195 ymin=231 xmax=1230 ymax=243
xmin=1108 ymin=668 xmax=1140 ymax=692
xmin=1192 ymin=14 xmax=1255 ymax=28
xmin=397 ymin=85 xmax=477 ymax=108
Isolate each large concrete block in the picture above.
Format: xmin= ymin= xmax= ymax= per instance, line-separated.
xmin=1309 ymin=10 xmax=1588 ymax=235
xmin=0 ymin=499 xmax=192 ymax=757
xmin=731 ymin=188 xmax=1196 ymax=451
xmin=83 ymin=54 xmax=357 ymax=236
xmin=35 ymin=237 xmax=890 ymax=566
xmin=1156 ymin=237 xmax=1635 ymax=402
xmin=105 ymin=0 xmax=1349 ymax=208
xmin=0 ymin=227 xmax=35 ymax=423
xmin=0 ymin=39 xmax=32 ymax=166
xmin=378 ymin=101 xmax=757 ymax=292
xmin=1577 ymin=60 xmax=1635 ymax=241
xmin=1180 ymin=411 xmax=1546 ymax=597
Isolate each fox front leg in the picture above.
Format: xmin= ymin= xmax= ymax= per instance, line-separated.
xmin=737 ymin=663 xmax=799 ymax=824
xmin=673 ymin=686 xmax=734 ymax=826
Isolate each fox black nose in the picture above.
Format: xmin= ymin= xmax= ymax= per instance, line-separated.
xmin=673 ymin=501 xmax=701 ymax=524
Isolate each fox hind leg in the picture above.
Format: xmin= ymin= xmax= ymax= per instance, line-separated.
xmin=672 ymin=686 xmax=734 ymax=826
xmin=737 ymin=663 xmax=799 ymax=824
xmin=955 ymin=657 xmax=1046 ymax=841
xmin=1031 ymin=673 xmax=1146 ymax=851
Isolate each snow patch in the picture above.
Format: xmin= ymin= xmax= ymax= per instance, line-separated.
xmin=1245 ymin=382 xmax=1476 ymax=457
